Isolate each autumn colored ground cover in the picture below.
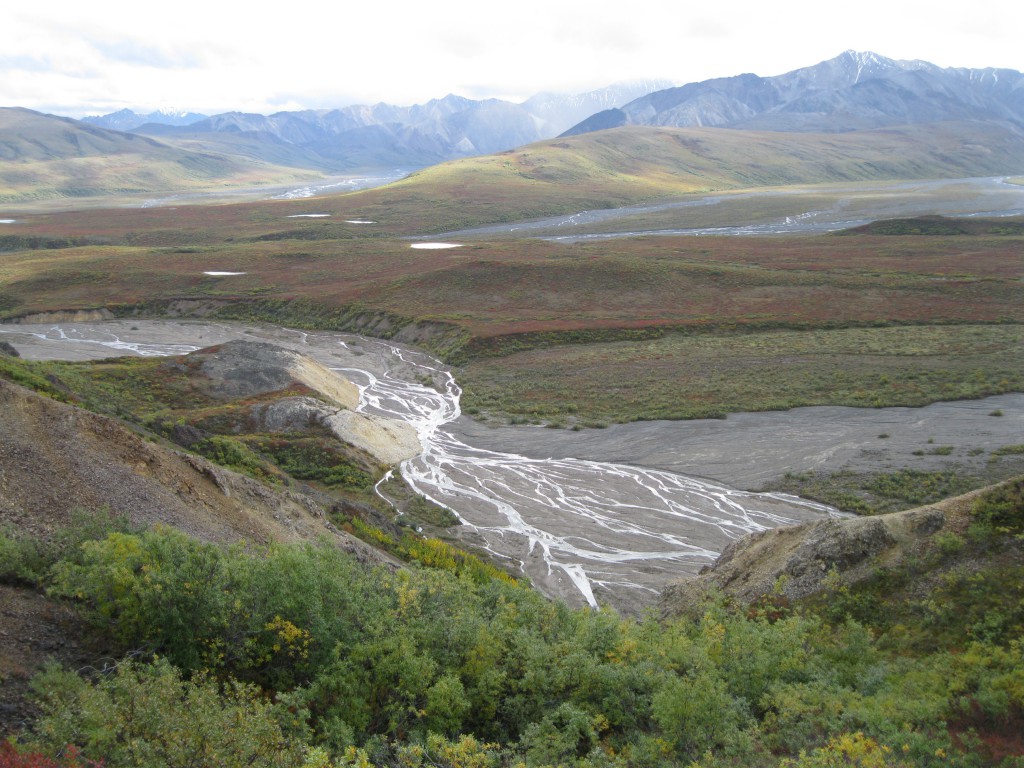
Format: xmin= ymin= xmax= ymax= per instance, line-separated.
xmin=2 ymin=177 xmax=1022 ymax=426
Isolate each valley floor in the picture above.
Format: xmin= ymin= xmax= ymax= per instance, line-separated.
xmin=452 ymin=392 xmax=1024 ymax=491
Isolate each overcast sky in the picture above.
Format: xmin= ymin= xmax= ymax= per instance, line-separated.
xmin=3 ymin=0 xmax=1022 ymax=118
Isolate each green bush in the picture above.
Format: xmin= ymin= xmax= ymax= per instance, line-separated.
xmin=48 ymin=527 xmax=390 ymax=689
xmin=0 ymin=509 xmax=134 ymax=586
xmin=0 ymin=526 xmax=48 ymax=585
xmin=257 ymin=439 xmax=372 ymax=490
xmin=970 ymin=477 xmax=1024 ymax=538
xmin=25 ymin=658 xmax=302 ymax=768
xmin=520 ymin=702 xmax=601 ymax=765
xmin=25 ymin=519 xmax=1024 ymax=766
xmin=194 ymin=435 xmax=273 ymax=479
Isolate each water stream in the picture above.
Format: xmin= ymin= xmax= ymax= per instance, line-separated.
xmin=0 ymin=320 xmax=836 ymax=612
xmin=426 ymin=176 xmax=1024 ymax=242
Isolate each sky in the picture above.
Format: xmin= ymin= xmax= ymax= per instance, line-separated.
xmin=2 ymin=0 xmax=1022 ymax=118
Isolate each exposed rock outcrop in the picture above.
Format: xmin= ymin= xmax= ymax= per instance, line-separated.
xmin=181 ymin=341 xmax=421 ymax=465
xmin=189 ymin=340 xmax=360 ymax=408
xmin=254 ymin=396 xmax=423 ymax=465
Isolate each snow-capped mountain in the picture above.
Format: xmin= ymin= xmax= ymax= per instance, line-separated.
xmin=82 ymin=108 xmax=208 ymax=131
xmin=118 ymin=86 xmax=673 ymax=171
xmin=74 ymin=53 xmax=1024 ymax=172
xmin=563 ymin=51 xmax=1024 ymax=135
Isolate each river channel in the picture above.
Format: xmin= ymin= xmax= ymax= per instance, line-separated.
xmin=5 ymin=177 xmax=1024 ymax=611
xmin=428 ymin=176 xmax=1024 ymax=242
xmin=1 ymin=319 xmax=847 ymax=613
xmin=4 ymin=320 xmax=1023 ymax=612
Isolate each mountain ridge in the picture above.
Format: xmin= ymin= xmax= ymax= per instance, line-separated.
xmin=109 ymin=51 xmax=1024 ymax=172
xmin=80 ymin=81 xmax=674 ymax=173
xmin=82 ymin=107 xmax=208 ymax=132
xmin=563 ymin=50 xmax=1024 ymax=135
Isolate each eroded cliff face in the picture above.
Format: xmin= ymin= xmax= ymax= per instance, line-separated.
xmin=659 ymin=488 xmax=987 ymax=618
xmin=190 ymin=340 xmax=360 ymax=407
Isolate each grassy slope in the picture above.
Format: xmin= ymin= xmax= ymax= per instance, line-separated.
xmin=4 ymin=115 xmax=1023 ymax=216
xmin=0 ymin=108 xmax=315 ymax=203
xmin=327 ymin=121 xmax=1024 ymax=234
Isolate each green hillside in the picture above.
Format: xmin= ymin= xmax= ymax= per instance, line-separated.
xmin=0 ymin=108 xmax=314 ymax=203
xmin=5 ymin=110 xmax=1023 ymax=220
xmin=335 ymin=121 xmax=1024 ymax=233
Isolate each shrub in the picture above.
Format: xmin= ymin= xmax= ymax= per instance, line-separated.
xmin=520 ymin=702 xmax=602 ymax=766
xmin=0 ymin=509 xmax=134 ymax=586
xmin=24 ymin=659 xmax=302 ymax=768
xmin=194 ymin=435 xmax=273 ymax=480
xmin=779 ymin=731 xmax=911 ymax=768
xmin=0 ymin=743 xmax=103 ymax=768
xmin=970 ymin=477 xmax=1024 ymax=539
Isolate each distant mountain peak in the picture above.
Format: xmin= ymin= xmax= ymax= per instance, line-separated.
xmin=827 ymin=49 xmax=935 ymax=81
xmin=152 ymin=107 xmax=198 ymax=119
xmin=60 ymin=52 xmax=1024 ymax=174
xmin=564 ymin=51 xmax=1024 ymax=136
xmin=82 ymin=108 xmax=209 ymax=132
xmin=839 ymin=49 xmax=892 ymax=66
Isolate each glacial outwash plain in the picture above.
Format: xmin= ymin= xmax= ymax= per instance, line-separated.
xmin=1 ymin=51 xmax=1024 ymax=767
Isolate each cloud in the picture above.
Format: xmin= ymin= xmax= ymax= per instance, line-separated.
xmin=1 ymin=0 xmax=1022 ymax=117
xmin=685 ymin=16 xmax=733 ymax=39
xmin=88 ymin=39 xmax=207 ymax=70
xmin=0 ymin=54 xmax=59 ymax=74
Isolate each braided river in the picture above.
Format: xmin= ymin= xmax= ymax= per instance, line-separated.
xmin=0 ymin=319 xmax=846 ymax=612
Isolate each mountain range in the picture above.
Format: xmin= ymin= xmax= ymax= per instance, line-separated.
xmin=82 ymin=108 xmax=209 ymax=132
xmin=5 ymin=51 xmax=1024 ymax=204
xmin=69 ymin=52 xmax=1024 ymax=174
xmin=563 ymin=50 xmax=1024 ymax=135
xmin=81 ymin=81 xmax=674 ymax=172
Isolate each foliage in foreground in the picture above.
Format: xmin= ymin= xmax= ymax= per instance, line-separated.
xmin=6 ymin=479 xmax=1024 ymax=767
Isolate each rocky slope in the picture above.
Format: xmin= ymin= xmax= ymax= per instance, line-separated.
xmin=659 ymin=484 xmax=1001 ymax=617
xmin=0 ymin=339 xmax=423 ymax=546
xmin=0 ymin=375 xmax=385 ymax=556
